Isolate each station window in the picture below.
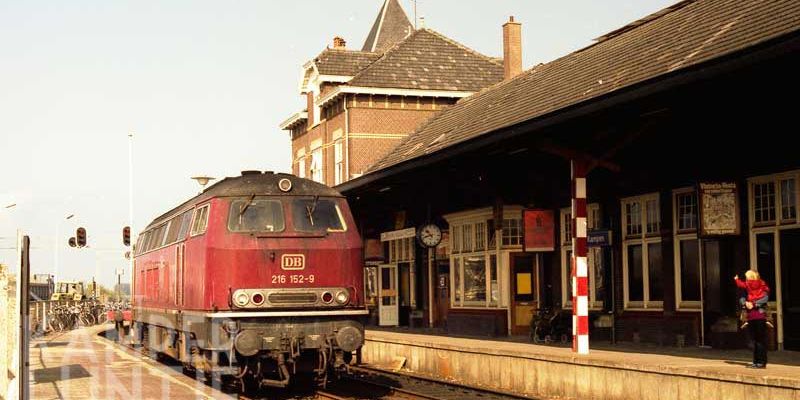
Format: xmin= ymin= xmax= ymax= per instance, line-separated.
xmin=560 ymin=204 xmax=604 ymax=309
xmin=387 ymin=237 xmax=414 ymax=263
xmin=334 ymin=140 xmax=344 ymax=185
xmin=673 ymin=188 xmax=701 ymax=310
xmin=751 ymin=174 xmax=798 ymax=226
xmin=191 ymin=204 xmax=210 ymax=236
xmin=297 ymin=156 xmax=306 ymax=179
xmin=621 ymin=193 xmax=663 ymax=310
xmin=310 ymin=148 xmax=323 ymax=184
xmin=449 ymin=216 xmax=500 ymax=308
xmin=364 ymin=265 xmax=378 ymax=307
xmin=502 ymin=218 xmax=522 ymax=246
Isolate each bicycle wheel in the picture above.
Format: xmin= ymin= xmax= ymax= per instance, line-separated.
xmin=532 ymin=327 xmax=543 ymax=344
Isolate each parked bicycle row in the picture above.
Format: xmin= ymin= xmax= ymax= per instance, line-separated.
xmin=30 ymin=299 xmax=131 ymax=335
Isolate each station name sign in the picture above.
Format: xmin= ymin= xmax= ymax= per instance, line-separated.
xmin=587 ymin=229 xmax=612 ymax=247
xmin=380 ymin=227 xmax=416 ymax=242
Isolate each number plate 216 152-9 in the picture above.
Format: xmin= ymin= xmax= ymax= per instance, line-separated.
xmin=272 ymin=274 xmax=315 ymax=284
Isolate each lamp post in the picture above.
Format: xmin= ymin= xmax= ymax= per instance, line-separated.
xmin=191 ymin=176 xmax=215 ymax=194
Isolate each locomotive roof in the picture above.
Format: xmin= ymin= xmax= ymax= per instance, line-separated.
xmin=144 ymin=172 xmax=343 ymax=230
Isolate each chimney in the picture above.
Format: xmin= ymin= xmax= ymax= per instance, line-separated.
xmin=503 ymin=16 xmax=522 ymax=80
xmin=333 ymin=36 xmax=346 ymax=49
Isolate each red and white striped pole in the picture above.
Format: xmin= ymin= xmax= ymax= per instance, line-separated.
xmin=571 ymin=160 xmax=589 ymax=354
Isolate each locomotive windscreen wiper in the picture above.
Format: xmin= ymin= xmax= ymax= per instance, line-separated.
xmin=305 ymin=195 xmax=319 ymax=226
xmin=239 ymin=194 xmax=256 ymax=218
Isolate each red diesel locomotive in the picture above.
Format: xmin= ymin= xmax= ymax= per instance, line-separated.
xmin=128 ymin=171 xmax=365 ymax=388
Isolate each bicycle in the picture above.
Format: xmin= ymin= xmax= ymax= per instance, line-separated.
xmin=530 ymin=307 xmax=572 ymax=344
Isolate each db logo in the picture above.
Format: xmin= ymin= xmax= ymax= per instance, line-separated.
xmin=281 ymin=254 xmax=305 ymax=270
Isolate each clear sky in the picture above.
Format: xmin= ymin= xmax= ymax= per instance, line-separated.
xmin=0 ymin=0 xmax=678 ymax=287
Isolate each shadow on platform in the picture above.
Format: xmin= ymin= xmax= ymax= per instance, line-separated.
xmin=32 ymin=364 xmax=92 ymax=384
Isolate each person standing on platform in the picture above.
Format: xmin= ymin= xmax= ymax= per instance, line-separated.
xmin=734 ymin=270 xmax=770 ymax=369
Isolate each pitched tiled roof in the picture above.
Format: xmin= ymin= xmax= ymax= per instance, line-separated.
xmin=362 ymin=0 xmax=415 ymax=53
xmin=366 ymin=0 xmax=800 ymax=173
xmin=313 ymin=48 xmax=381 ymax=76
xmin=348 ymin=28 xmax=505 ymax=91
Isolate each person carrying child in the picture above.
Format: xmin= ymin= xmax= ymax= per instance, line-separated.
xmin=733 ymin=270 xmax=771 ymax=369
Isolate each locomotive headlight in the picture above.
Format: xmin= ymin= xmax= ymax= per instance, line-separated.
xmin=335 ymin=290 xmax=350 ymax=305
xmin=233 ymin=291 xmax=250 ymax=307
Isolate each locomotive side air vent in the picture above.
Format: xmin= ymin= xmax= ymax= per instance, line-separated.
xmin=241 ymin=170 xmax=262 ymax=176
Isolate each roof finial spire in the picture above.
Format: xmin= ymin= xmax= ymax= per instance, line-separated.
xmin=361 ymin=0 xmax=414 ymax=53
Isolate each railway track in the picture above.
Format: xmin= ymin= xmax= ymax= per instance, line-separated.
xmin=99 ymin=327 xmax=530 ymax=399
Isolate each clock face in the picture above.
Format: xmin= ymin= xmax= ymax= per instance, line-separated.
xmin=418 ymin=224 xmax=442 ymax=248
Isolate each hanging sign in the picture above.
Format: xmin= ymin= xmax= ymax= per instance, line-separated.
xmin=523 ymin=209 xmax=555 ymax=252
xmin=588 ymin=229 xmax=613 ymax=247
xmin=380 ymin=227 xmax=416 ymax=242
xmin=698 ymin=182 xmax=741 ymax=237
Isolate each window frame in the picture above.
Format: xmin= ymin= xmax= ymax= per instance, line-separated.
xmin=228 ymin=198 xmax=286 ymax=233
xmin=334 ymin=139 xmax=344 ymax=185
xmin=673 ymin=187 xmax=701 ymax=311
xmin=560 ymin=204 xmax=604 ymax=309
xmin=190 ymin=204 xmax=211 ymax=237
xmin=297 ymin=156 xmax=306 ymax=178
xmin=445 ymin=207 xmax=520 ymax=310
xmin=749 ymin=171 xmax=799 ymax=228
xmin=310 ymin=147 xmax=323 ymax=184
xmin=747 ymin=170 xmax=800 ymax=314
xmin=621 ymin=192 xmax=664 ymax=310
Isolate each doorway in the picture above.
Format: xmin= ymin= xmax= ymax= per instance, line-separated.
xmin=780 ymin=229 xmax=800 ymax=350
xmin=378 ymin=264 xmax=399 ymax=326
xmin=434 ymin=261 xmax=450 ymax=328
xmin=510 ymin=253 xmax=538 ymax=335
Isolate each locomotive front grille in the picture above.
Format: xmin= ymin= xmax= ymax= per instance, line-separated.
xmin=267 ymin=292 xmax=317 ymax=305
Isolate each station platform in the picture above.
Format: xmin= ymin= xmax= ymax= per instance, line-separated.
xmin=29 ymin=324 xmax=230 ymax=399
xmin=362 ymin=329 xmax=800 ymax=400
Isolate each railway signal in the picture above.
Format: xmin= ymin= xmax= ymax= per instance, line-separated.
xmin=76 ymin=227 xmax=87 ymax=248
xmin=68 ymin=237 xmax=76 ymax=248
xmin=123 ymin=226 xmax=131 ymax=246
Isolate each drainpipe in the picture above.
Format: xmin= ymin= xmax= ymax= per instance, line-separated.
xmin=344 ymin=95 xmax=350 ymax=181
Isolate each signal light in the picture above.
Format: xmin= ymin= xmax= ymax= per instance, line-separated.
xmin=123 ymin=226 xmax=131 ymax=247
xmin=321 ymin=292 xmax=333 ymax=304
xmin=68 ymin=237 xmax=76 ymax=248
xmin=76 ymin=227 xmax=87 ymax=248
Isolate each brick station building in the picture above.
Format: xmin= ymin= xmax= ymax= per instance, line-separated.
xmin=335 ymin=0 xmax=800 ymax=352
xmin=279 ymin=0 xmax=506 ymax=187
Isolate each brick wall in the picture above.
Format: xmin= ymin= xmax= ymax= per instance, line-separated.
xmin=288 ymin=94 xmax=459 ymax=183
xmin=349 ymin=136 xmax=408 ymax=176
xmin=349 ymin=107 xmax=438 ymax=135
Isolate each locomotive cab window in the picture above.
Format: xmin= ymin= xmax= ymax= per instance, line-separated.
xmin=191 ymin=204 xmax=210 ymax=236
xmin=291 ymin=197 xmax=346 ymax=232
xmin=228 ymin=197 xmax=285 ymax=233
